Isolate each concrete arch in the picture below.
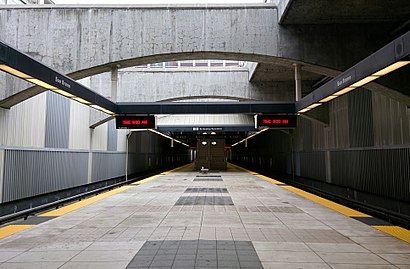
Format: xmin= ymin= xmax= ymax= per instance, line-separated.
xmin=0 ymin=5 xmax=403 ymax=106
xmin=158 ymin=95 xmax=257 ymax=102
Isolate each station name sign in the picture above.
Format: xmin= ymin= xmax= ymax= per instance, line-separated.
xmin=115 ymin=115 xmax=156 ymax=129
xmin=256 ymin=114 xmax=297 ymax=128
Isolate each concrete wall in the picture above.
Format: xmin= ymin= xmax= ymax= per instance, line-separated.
xmin=79 ymin=68 xmax=295 ymax=102
xmin=0 ymin=5 xmax=398 ymax=105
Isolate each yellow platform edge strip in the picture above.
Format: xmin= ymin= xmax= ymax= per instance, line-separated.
xmin=281 ymin=186 xmax=369 ymax=217
xmin=0 ymin=225 xmax=34 ymax=239
xmin=373 ymin=226 xmax=410 ymax=243
xmin=231 ymin=163 xmax=369 ymax=217
xmin=40 ymin=186 xmax=132 ymax=217
xmin=132 ymin=163 xmax=193 ymax=185
xmin=1 ymin=163 xmax=194 ymax=239
xmin=42 ymin=163 xmax=193 ymax=216
xmin=231 ymin=164 xmax=410 ymax=243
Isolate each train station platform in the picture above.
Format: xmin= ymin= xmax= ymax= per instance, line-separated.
xmin=0 ymin=163 xmax=409 ymax=269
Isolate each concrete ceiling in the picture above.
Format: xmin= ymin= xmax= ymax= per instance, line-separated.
xmin=280 ymin=0 xmax=410 ymax=25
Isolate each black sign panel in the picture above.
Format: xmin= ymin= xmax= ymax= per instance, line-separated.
xmin=115 ymin=115 xmax=156 ymax=129
xmin=256 ymin=114 xmax=297 ymax=128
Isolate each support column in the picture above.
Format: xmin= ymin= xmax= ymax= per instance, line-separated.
xmin=294 ymin=64 xmax=302 ymax=101
xmin=0 ymin=149 xmax=4 ymax=203
xmin=87 ymin=129 xmax=94 ymax=183
xmin=111 ymin=67 xmax=118 ymax=102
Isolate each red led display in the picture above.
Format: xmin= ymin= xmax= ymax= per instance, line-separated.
xmin=115 ymin=115 xmax=156 ymax=129
xmin=257 ymin=114 xmax=297 ymax=128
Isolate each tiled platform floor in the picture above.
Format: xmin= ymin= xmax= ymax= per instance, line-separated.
xmin=0 ymin=163 xmax=409 ymax=268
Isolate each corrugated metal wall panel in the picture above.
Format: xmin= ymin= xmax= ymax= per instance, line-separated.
xmin=117 ymin=129 xmax=128 ymax=152
xmin=330 ymin=148 xmax=410 ymax=202
xmin=107 ymin=120 xmax=117 ymax=151
xmin=91 ymin=152 xmax=126 ymax=182
xmin=92 ymin=122 xmax=108 ymax=151
xmin=311 ymin=120 xmax=327 ymax=150
xmin=372 ymin=92 xmax=410 ymax=146
xmin=328 ymin=95 xmax=349 ymax=149
xmin=348 ymin=89 xmax=374 ymax=147
xmin=0 ymin=149 xmax=4 ymax=202
xmin=299 ymin=151 xmax=326 ymax=181
xmin=45 ymin=92 xmax=70 ymax=148
xmin=300 ymin=117 xmax=312 ymax=151
xmin=0 ymin=93 xmax=46 ymax=148
xmin=2 ymin=149 xmax=88 ymax=202
xmin=69 ymin=100 xmax=91 ymax=150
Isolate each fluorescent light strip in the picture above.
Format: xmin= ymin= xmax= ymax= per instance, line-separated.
xmin=307 ymin=103 xmax=322 ymax=109
xmin=72 ymin=97 xmax=91 ymax=105
xmin=149 ymin=129 xmax=189 ymax=147
xmin=298 ymin=108 xmax=311 ymax=113
xmin=334 ymin=86 xmax=356 ymax=96
xmin=319 ymin=95 xmax=338 ymax=103
xmin=351 ymin=75 xmax=379 ymax=87
xmin=0 ymin=64 xmax=32 ymax=79
xmin=373 ymin=61 xmax=410 ymax=76
xmin=27 ymin=78 xmax=58 ymax=90
xmin=301 ymin=60 xmax=410 ymax=113
xmin=231 ymin=128 xmax=268 ymax=147
xmin=53 ymin=89 xmax=74 ymax=98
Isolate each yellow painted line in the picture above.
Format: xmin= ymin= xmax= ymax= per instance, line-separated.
xmin=282 ymin=186 xmax=369 ymax=217
xmin=229 ymin=163 xmax=283 ymax=184
xmin=40 ymin=186 xmax=132 ymax=217
xmin=161 ymin=163 xmax=193 ymax=174
xmin=255 ymin=174 xmax=284 ymax=185
xmin=0 ymin=225 xmax=34 ymax=239
xmin=373 ymin=226 xmax=410 ymax=243
xmin=228 ymin=163 xmax=259 ymax=174
xmin=132 ymin=175 xmax=162 ymax=185
xmin=132 ymin=163 xmax=194 ymax=185
xmin=232 ymin=163 xmax=410 ymax=243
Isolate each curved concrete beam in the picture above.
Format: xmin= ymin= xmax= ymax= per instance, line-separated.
xmin=158 ymin=95 xmax=256 ymax=102
xmin=0 ymin=5 xmax=406 ymax=107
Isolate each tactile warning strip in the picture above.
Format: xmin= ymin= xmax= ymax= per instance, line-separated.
xmin=126 ymin=240 xmax=263 ymax=269
xmin=175 ymin=196 xmax=234 ymax=206
xmin=194 ymin=178 xmax=223 ymax=181
xmin=185 ymin=188 xmax=228 ymax=193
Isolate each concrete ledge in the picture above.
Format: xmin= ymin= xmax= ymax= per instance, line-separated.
xmin=0 ymin=3 xmax=277 ymax=10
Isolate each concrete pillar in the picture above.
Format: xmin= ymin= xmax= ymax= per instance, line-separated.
xmin=87 ymin=129 xmax=94 ymax=183
xmin=0 ymin=149 xmax=4 ymax=202
xmin=294 ymin=64 xmax=302 ymax=101
xmin=111 ymin=67 xmax=118 ymax=102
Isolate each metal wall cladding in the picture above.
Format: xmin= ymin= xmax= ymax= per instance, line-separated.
xmin=107 ymin=120 xmax=117 ymax=151
xmin=2 ymin=149 xmax=88 ymax=202
xmin=328 ymin=95 xmax=350 ymax=149
xmin=299 ymin=151 xmax=327 ymax=181
xmin=91 ymin=152 xmax=126 ymax=182
xmin=330 ymin=148 xmax=410 ymax=202
xmin=348 ymin=89 xmax=374 ymax=147
xmin=372 ymin=91 xmax=410 ymax=146
xmin=0 ymin=93 xmax=47 ymax=148
xmin=69 ymin=101 xmax=90 ymax=150
xmin=45 ymin=92 xmax=70 ymax=149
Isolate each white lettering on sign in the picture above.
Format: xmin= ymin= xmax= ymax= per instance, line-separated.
xmin=55 ymin=76 xmax=71 ymax=89
xmin=336 ymin=75 xmax=352 ymax=87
